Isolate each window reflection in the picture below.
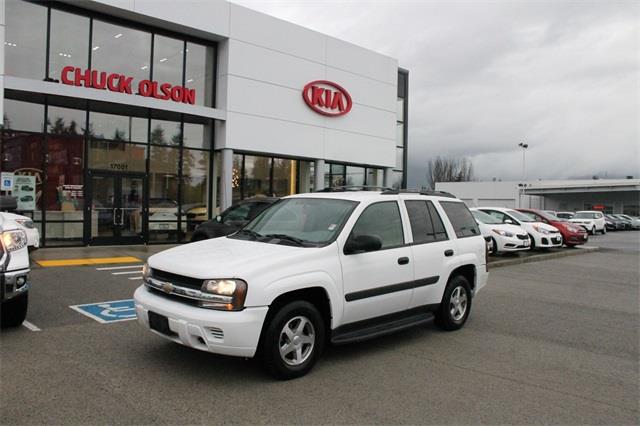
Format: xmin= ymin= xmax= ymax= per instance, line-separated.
xmin=232 ymin=154 xmax=243 ymax=203
xmin=92 ymin=20 xmax=151 ymax=82
xmin=185 ymin=42 xmax=215 ymax=107
xmin=88 ymin=140 xmax=146 ymax=172
xmin=182 ymin=149 xmax=210 ymax=234
xmin=89 ymin=112 xmax=148 ymax=143
xmin=346 ymin=166 xmax=365 ymax=186
xmin=183 ymin=121 xmax=211 ymax=149
xmin=154 ymin=35 xmax=184 ymax=87
xmin=5 ymin=1 xmax=47 ymax=80
xmin=49 ymin=10 xmax=90 ymax=79
xmin=2 ymin=99 xmax=45 ymax=132
xmin=272 ymin=158 xmax=295 ymax=197
xmin=150 ymin=120 xmax=181 ymax=145
xmin=298 ymin=161 xmax=314 ymax=193
xmin=149 ymin=145 xmax=181 ymax=242
xmin=244 ymin=155 xmax=272 ymax=198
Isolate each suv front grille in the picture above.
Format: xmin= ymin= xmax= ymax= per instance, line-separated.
xmin=150 ymin=268 xmax=203 ymax=290
xmin=516 ymin=234 xmax=528 ymax=240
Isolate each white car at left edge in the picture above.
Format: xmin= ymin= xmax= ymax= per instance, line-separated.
xmin=0 ymin=212 xmax=40 ymax=250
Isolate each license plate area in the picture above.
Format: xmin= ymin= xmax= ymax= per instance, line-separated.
xmin=148 ymin=311 xmax=176 ymax=337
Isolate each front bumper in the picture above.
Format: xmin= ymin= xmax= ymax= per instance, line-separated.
xmin=1 ymin=268 xmax=30 ymax=302
xmin=495 ymin=235 xmax=530 ymax=252
xmin=563 ymin=232 xmax=588 ymax=245
xmin=134 ymin=286 xmax=268 ymax=358
xmin=534 ymin=233 xmax=563 ymax=248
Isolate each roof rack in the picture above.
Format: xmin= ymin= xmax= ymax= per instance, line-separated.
xmin=380 ymin=189 xmax=457 ymax=198
xmin=315 ymin=185 xmax=394 ymax=193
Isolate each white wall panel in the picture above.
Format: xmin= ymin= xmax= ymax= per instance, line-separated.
xmin=325 ymin=103 xmax=396 ymax=141
xmin=325 ymin=66 xmax=396 ymax=113
xmin=225 ymin=111 xmax=324 ymax=160
xmin=133 ymin=0 xmax=229 ymax=37
xmin=325 ymin=37 xmax=398 ymax=84
xmin=324 ymin=129 xmax=395 ymax=168
xmin=228 ymin=4 xmax=325 ymax=63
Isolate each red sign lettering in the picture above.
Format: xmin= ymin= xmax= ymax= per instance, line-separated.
xmin=60 ymin=66 xmax=196 ymax=105
xmin=302 ymin=80 xmax=352 ymax=117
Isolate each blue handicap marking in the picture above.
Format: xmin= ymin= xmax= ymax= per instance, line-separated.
xmin=70 ymin=299 xmax=137 ymax=323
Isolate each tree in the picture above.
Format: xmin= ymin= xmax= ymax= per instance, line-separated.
xmin=426 ymin=156 xmax=474 ymax=189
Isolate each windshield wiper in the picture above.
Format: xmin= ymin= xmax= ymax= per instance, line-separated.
xmin=234 ymin=229 xmax=263 ymax=239
xmin=264 ymin=233 xmax=305 ymax=246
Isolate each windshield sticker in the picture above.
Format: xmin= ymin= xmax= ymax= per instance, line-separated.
xmin=328 ymin=224 xmax=337 ymax=231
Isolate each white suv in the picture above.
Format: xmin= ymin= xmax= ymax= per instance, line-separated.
xmin=134 ymin=190 xmax=489 ymax=379
xmin=569 ymin=211 xmax=606 ymax=234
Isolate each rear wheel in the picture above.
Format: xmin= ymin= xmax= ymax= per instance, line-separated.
xmin=1 ymin=292 xmax=28 ymax=328
xmin=261 ymin=301 xmax=325 ymax=380
xmin=435 ymin=275 xmax=472 ymax=331
xmin=490 ymin=237 xmax=498 ymax=254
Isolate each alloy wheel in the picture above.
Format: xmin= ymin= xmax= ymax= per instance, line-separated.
xmin=449 ymin=286 xmax=468 ymax=321
xmin=279 ymin=316 xmax=315 ymax=366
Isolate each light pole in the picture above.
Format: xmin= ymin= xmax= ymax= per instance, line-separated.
xmin=518 ymin=142 xmax=529 ymax=208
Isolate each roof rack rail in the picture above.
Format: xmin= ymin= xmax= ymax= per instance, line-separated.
xmin=380 ymin=189 xmax=457 ymax=198
xmin=315 ymin=185 xmax=394 ymax=193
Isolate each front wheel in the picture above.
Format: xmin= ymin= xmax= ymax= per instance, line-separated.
xmin=435 ymin=276 xmax=472 ymax=331
xmin=590 ymin=226 xmax=596 ymax=235
xmin=1 ymin=292 xmax=28 ymax=328
xmin=602 ymin=227 xmax=607 ymax=234
xmin=261 ymin=301 xmax=325 ymax=380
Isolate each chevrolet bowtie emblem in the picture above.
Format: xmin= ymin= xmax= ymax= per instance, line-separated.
xmin=160 ymin=282 xmax=174 ymax=294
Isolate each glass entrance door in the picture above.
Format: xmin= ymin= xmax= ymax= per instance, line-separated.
xmin=90 ymin=172 xmax=145 ymax=245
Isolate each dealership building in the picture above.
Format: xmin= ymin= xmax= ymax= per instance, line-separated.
xmin=0 ymin=0 xmax=408 ymax=246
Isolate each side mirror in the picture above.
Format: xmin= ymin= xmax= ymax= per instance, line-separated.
xmin=504 ymin=218 xmax=514 ymax=224
xmin=215 ymin=215 xmax=222 ymax=223
xmin=344 ymin=234 xmax=382 ymax=255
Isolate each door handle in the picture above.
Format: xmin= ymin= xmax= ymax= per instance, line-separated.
xmin=398 ymin=256 xmax=410 ymax=265
xmin=444 ymin=249 xmax=454 ymax=257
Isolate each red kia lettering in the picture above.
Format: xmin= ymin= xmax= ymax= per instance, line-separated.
xmin=302 ymin=80 xmax=352 ymax=117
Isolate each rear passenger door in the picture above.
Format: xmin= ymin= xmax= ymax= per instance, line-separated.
xmin=404 ymin=199 xmax=456 ymax=308
xmin=339 ymin=201 xmax=414 ymax=324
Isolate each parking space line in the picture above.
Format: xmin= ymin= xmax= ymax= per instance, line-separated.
xmin=129 ymin=277 xmax=144 ymax=280
xmin=96 ymin=265 xmax=144 ymax=271
xmin=22 ymin=321 xmax=41 ymax=332
xmin=112 ymin=270 xmax=144 ymax=275
xmin=37 ymin=256 xmax=142 ymax=267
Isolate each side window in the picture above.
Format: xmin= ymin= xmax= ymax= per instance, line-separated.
xmin=224 ymin=204 xmax=251 ymax=221
xmin=440 ymin=201 xmax=480 ymax=238
xmin=427 ymin=202 xmax=449 ymax=241
xmin=484 ymin=210 xmax=506 ymax=223
xmin=350 ymin=202 xmax=404 ymax=249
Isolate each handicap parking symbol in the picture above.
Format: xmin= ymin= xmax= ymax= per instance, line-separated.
xmin=70 ymin=299 xmax=137 ymax=324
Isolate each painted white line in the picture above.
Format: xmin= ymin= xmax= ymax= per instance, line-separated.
xmin=96 ymin=265 xmax=144 ymax=271
xmin=112 ymin=270 xmax=144 ymax=275
xmin=22 ymin=321 xmax=41 ymax=332
xmin=129 ymin=276 xmax=144 ymax=280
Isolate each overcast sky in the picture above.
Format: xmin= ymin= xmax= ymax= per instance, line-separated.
xmin=232 ymin=0 xmax=639 ymax=187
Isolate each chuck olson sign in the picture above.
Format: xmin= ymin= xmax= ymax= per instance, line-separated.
xmin=61 ymin=66 xmax=196 ymax=105
xmin=302 ymin=80 xmax=352 ymax=117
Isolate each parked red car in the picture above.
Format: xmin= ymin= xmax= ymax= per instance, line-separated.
xmin=517 ymin=209 xmax=588 ymax=247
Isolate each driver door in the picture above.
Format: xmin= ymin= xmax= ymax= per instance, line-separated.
xmin=339 ymin=201 xmax=414 ymax=324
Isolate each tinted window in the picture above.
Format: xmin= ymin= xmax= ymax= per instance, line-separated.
xmin=427 ymin=202 xmax=448 ymax=241
xmin=351 ymin=202 xmax=404 ymax=249
xmin=406 ymin=200 xmax=449 ymax=244
xmin=441 ymin=201 xmax=480 ymax=238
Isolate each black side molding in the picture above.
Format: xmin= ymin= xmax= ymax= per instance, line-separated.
xmin=345 ymin=276 xmax=439 ymax=302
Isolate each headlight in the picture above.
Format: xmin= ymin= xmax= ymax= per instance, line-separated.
xmin=142 ymin=263 xmax=150 ymax=281
xmin=14 ymin=219 xmax=35 ymax=229
xmin=201 ymin=279 xmax=247 ymax=311
xmin=492 ymin=229 xmax=514 ymax=237
xmin=533 ymin=225 xmax=551 ymax=234
xmin=1 ymin=230 xmax=28 ymax=252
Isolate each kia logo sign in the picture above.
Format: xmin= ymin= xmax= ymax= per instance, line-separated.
xmin=302 ymin=80 xmax=352 ymax=117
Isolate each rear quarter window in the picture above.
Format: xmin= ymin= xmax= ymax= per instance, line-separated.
xmin=440 ymin=201 xmax=480 ymax=238
xmin=405 ymin=200 xmax=449 ymax=243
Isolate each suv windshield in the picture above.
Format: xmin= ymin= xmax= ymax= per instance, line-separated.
xmin=506 ymin=210 xmax=536 ymax=222
xmin=232 ymin=198 xmax=357 ymax=246
xmin=471 ymin=210 xmax=501 ymax=225
xmin=575 ymin=212 xmax=598 ymax=219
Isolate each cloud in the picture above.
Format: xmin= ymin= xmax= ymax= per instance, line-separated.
xmin=232 ymin=0 xmax=640 ymax=186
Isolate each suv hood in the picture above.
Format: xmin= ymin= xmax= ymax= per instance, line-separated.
xmin=148 ymin=236 xmax=313 ymax=279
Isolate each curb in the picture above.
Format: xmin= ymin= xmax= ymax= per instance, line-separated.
xmin=488 ymin=246 xmax=600 ymax=269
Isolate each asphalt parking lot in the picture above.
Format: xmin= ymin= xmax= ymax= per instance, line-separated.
xmin=1 ymin=232 xmax=638 ymax=425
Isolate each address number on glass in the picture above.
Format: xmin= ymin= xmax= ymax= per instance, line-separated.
xmin=110 ymin=163 xmax=128 ymax=171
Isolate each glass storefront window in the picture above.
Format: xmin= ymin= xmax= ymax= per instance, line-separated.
xmin=367 ymin=168 xmax=382 ymax=187
xmin=183 ymin=121 xmax=211 ymax=149
xmin=47 ymin=106 xmax=86 ymax=136
xmin=331 ymin=164 xmax=346 ymax=187
xmin=243 ymin=155 xmax=272 ymax=198
xmin=88 ymin=140 xmax=146 ymax=172
xmin=2 ymin=99 xmax=45 ymax=132
xmin=49 ymin=9 xmax=90 ymax=80
xmin=346 ymin=166 xmax=365 ymax=187
xmin=149 ymin=145 xmax=180 ymax=242
xmin=1 ymin=130 xmax=44 ymax=216
xmin=391 ymin=171 xmax=403 ymax=189
xmin=5 ymin=0 xmax=47 ymax=80
xmin=46 ymin=136 xmax=85 ymax=213
xmin=272 ymin=158 xmax=295 ymax=197
xmin=89 ymin=111 xmax=148 ymax=143
xmin=150 ymin=119 xmax=181 ymax=145
xmin=185 ymin=42 xmax=215 ymax=107
xmin=232 ymin=154 xmax=243 ymax=203
xmin=92 ymin=20 xmax=151 ymax=82
xmin=298 ymin=161 xmax=314 ymax=193
xmin=153 ymin=35 xmax=184 ymax=87
xmin=182 ymin=149 xmax=210 ymax=237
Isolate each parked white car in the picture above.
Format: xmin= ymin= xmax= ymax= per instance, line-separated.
xmin=148 ymin=198 xmax=187 ymax=235
xmin=134 ymin=190 xmax=488 ymax=379
xmin=477 ymin=207 xmax=562 ymax=249
xmin=470 ymin=208 xmax=530 ymax=253
xmin=569 ymin=211 xmax=606 ymax=235
xmin=616 ymin=214 xmax=640 ymax=230
xmin=0 ymin=212 xmax=40 ymax=250
xmin=1 ymin=212 xmax=31 ymax=327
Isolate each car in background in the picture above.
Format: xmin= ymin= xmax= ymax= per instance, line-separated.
xmin=470 ymin=208 xmax=529 ymax=254
xmin=185 ymin=205 xmax=208 ymax=230
xmin=1 ymin=206 xmax=31 ymax=328
xmin=604 ymin=214 xmax=626 ymax=231
xmin=190 ymin=197 xmax=278 ymax=242
xmin=477 ymin=207 xmax=562 ymax=249
xmin=517 ymin=208 xmax=588 ymax=247
xmin=556 ymin=212 xmax=575 ymax=219
xmin=614 ymin=214 xmax=640 ymax=230
xmin=569 ymin=211 xmax=606 ymax=235
xmin=0 ymin=211 xmax=40 ymax=250
xmin=148 ymin=198 xmax=187 ymax=237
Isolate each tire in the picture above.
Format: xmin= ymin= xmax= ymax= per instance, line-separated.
xmin=602 ymin=227 xmax=607 ymax=234
xmin=528 ymin=234 xmax=536 ymax=250
xmin=590 ymin=226 xmax=596 ymax=235
xmin=1 ymin=292 xmax=28 ymax=329
xmin=435 ymin=275 xmax=472 ymax=331
xmin=261 ymin=301 xmax=325 ymax=380
xmin=490 ymin=237 xmax=498 ymax=255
